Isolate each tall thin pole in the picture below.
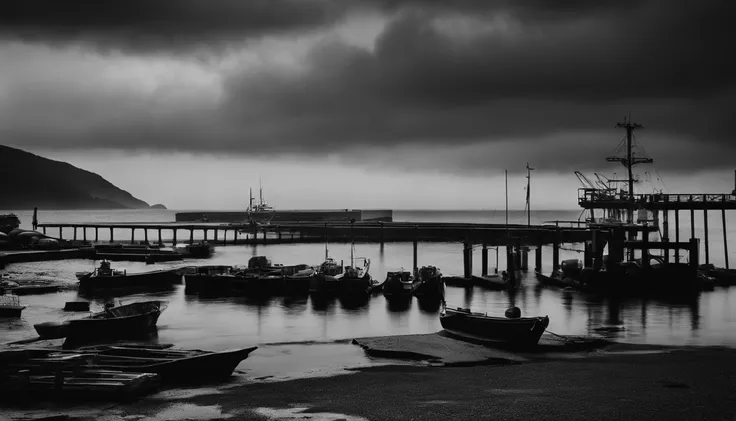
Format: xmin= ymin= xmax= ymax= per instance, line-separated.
xmin=526 ymin=163 xmax=534 ymax=227
xmin=505 ymin=170 xmax=509 ymax=227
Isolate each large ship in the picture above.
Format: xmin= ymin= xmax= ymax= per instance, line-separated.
xmin=175 ymin=183 xmax=392 ymax=223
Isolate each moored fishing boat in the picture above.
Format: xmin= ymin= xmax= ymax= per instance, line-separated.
xmin=337 ymin=257 xmax=372 ymax=296
xmin=413 ymin=265 xmax=444 ymax=298
xmin=77 ymin=261 xmax=181 ymax=291
xmin=383 ymin=270 xmax=419 ymax=298
xmin=33 ymin=320 xmax=71 ymax=339
xmin=440 ymin=304 xmax=549 ymax=347
xmin=309 ymin=258 xmax=344 ymax=295
xmin=181 ymin=265 xmax=234 ymax=294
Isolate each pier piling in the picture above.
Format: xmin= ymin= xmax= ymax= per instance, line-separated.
xmin=481 ymin=244 xmax=488 ymax=276
xmin=131 ymin=228 xmax=135 ymax=243
xmin=109 ymin=227 xmax=113 ymax=243
xmin=462 ymin=242 xmax=473 ymax=278
xmin=158 ymin=228 xmax=162 ymax=245
xmin=82 ymin=227 xmax=86 ymax=243
xmin=723 ymin=208 xmax=730 ymax=269
xmin=172 ymin=229 xmax=177 ymax=245
xmin=203 ymin=229 xmax=208 ymax=242
xmin=189 ymin=229 xmax=194 ymax=244
xmin=704 ymin=210 xmax=710 ymax=265
xmin=535 ymin=244 xmax=542 ymax=272
xmin=144 ymin=229 xmax=148 ymax=243
xmin=675 ymin=207 xmax=680 ymax=263
xmin=690 ymin=195 xmax=695 ymax=240
xmin=552 ymin=228 xmax=561 ymax=271
xmin=413 ymin=226 xmax=419 ymax=277
xmin=59 ymin=227 xmax=62 ymax=240
xmin=73 ymin=227 xmax=77 ymax=241
xmin=95 ymin=227 xmax=99 ymax=242
xmin=42 ymin=227 xmax=46 ymax=235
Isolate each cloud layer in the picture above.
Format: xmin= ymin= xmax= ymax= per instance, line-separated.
xmin=1 ymin=0 xmax=734 ymax=174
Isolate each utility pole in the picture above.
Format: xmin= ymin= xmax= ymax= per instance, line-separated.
xmin=526 ymin=163 xmax=534 ymax=227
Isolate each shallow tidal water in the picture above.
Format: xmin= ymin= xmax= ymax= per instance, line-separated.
xmin=2 ymin=209 xmax=736 ymax=380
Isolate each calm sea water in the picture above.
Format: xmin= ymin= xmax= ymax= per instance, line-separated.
xmin=2 ymin=208 xmax=736 ymax=377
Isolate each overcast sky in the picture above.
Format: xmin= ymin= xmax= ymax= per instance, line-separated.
xmin=1 ymin=0 xmax=734 ymax=209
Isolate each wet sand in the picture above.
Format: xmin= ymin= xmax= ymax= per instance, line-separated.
xmin=3 ymin=340 xmax=736 ymax=421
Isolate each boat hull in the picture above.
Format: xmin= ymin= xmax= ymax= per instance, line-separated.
xmin=34 ymin=321 xmax=71 ymax=339
xmin=0 ymin=306 xmax=25 ymax=318
xmin=65 ymin=301 xmax=166 ymax=342
xmin=79 ymin=270 xmax=181 ymax=291
xmin=440 ymin=308 xmax=549 ymax=347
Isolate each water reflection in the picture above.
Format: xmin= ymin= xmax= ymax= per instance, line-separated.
xmin=386 ymin=297 xmax=412 ymax=313
xmin=1 ymin=242 xmax=734 ymax=349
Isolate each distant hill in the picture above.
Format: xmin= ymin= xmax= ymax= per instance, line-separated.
xmin=0 ymin=144 xmax=155 ymax=210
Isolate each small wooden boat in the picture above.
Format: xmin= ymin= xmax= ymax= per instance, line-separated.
xmin=383 ymin=270 xmax=419 ymax=298
xmin=77 ymin=261 xmax=181 ymax=290
xmin=78 ymin=345 xmax=258 ymax=383
xmin=0 ymin=280 xmax=62 ymax=296
xmin=177 ymin=241 xmax=215 ymax=258
xmin=440 ymin=304 xmax=549 ymax=347
xmin=65 ymin=301 xmax=167 ymax=341
xmin=473 ymin=273 xmax=511 ymax=290
xmin=0 ymin=294 xmax=25 ymax=317
xmin=33 ymin=321 xmax=72 ymax=339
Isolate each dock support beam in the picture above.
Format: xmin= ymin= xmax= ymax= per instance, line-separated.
xmin=413 ymin=226 xmax=418 ymax=277
xmin=233 ymin=230 xmax=238 ymax=245
xmin=189 ymin=229 xmax=194 ymax=244
xmin=73 ymin=226 xmax=77 ymax=241
xmin=42 ymin=227 xmax=46 ymax=235
xmin=131 ymin=228 xmax=135 ymax=243
xmin=704 ymin=210 xmax=710 ymax=265
xmin=59 ymin=227 xmax=62 ymax=239
xmin=214 ymin=229 xmax=218 ymax=242
xmin=535 ymin=244 xmax=542 ymax=273
xmin=723 ymin=208 xmax=730 ymax=269
xmin=463 ymin=242 xmax=473 ymax=279
xmin=481 ymin=244 xmax=488 ymax=276
xmin=223 ymin=229 xmax=228 ymax=246
xmin=173 ymin=229 xmax=177 ymax=245
xmin=144 ymin=229 xmax=148 ymax=244
xmin=82 ymin=227 xmax=86 ymax=243
xmin=662 ymin=206 xmax=670 ymax=263
xmin=690 ymin=238 xmax=700 ymax=272
xmin=675 ymin=209 xmax=680 ymax=263
xmin=109 ymin=227 xmax=113 ymax=243
xmin=158 ymin=228 xmax=162 ymax=245
xmin=203 ymin=229 xmax=208 ymax=242
xmin=95 ymin=227 xmax=99 ymax=242
xmin=552 ymin=228 xmax=561 ymax=271
xmin=262 ymin=230 xmax=267 ymax=244
xmin=690 ymin=195 xmax=696 ymax=240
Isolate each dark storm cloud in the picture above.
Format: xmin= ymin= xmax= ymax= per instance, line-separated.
xmin=0 ymin=0 xmax=352 ymax=52
xmin=2 ymin=0 xmax=735 ymax=175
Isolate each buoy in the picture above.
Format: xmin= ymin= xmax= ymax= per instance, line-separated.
xmin=505 ymin=307 xmax=521 ymax=319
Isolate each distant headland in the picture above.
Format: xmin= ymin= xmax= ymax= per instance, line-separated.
xmin=0 ymin=144 xmax=163 ymax=210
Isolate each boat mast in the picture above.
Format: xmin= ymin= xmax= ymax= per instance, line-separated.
xmin=608 ymin=117 xmax=651 ymax=224
xmin=505 ymin=170 xmax=509 ymax=228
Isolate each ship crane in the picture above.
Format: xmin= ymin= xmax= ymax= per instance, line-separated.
xmin=574 ymin=171 xmax=598 ymax=190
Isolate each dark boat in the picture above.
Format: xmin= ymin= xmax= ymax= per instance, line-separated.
xmin=77 ymin=261 xmax=181 ymax=291
xmin=94 ymin=243 xmax=183 ymax=263
xmin=309 ymin=258 xmax=344 ymax=295
xmin=440 ymin=304 xmax=549 ymax=347
xmin=383 ymin=270 xmax=419 ymax=298
xmin=75 ymin=345 xmax=258 ymax=383
xmin=177 ymin=241 xmax=215 ymax=258
xmin=33 ymin=321 xmax=71 ymax=339
xmin=535 ymin=259 xmax=583 ymax=288
xmin=284 ymin=266 xmax=317 ymax=295
xmin=0 ymin=279 xmax=62 ymax=295
xmin=64 ymin=301 xmax=91 ymax=312
xmin=65 ymin=300 xmax=167 ymax=341
xmin=337 ymin=257 xmax=372 ymax=296
xmin=182 ymin=265 xmax=234 ymax=294
xmin=473 ymin=273 xmax=511 ymax=290
xmin=413 ymin=266 xmax=444 ymax=298
xmin=0 ymin=294 xmax=25 ymax=317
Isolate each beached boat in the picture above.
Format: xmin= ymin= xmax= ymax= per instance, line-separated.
xmin=77 ymin=261 xmax=181 ymax=290
xmin=473 ymin=273 xmax=511 ymax=290
xmin=0 ymin=294 xmax=25 ymax=317
xmin=65 ymin=300 xmax=167 ymax=341
xmin=383 ymin=270 xmax=419 ymax=298
xmin=413 ymin=266 xmax=444 ymax=298
xmin=0 ymin=279 xmax=62 ymax=295
xmin=33 ymin=320 xmax=71 ymax=339
xmin=74 ymin=345 xmax=258 ymax=383
xmin=439 ymin=304 xmax=549 ymax=347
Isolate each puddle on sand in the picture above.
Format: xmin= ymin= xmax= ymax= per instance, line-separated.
xmin=252 ymin=407 xmax=369 ymax=421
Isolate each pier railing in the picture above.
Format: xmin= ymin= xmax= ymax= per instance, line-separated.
xmin=578 ymin=189 xmax=736 ymax=210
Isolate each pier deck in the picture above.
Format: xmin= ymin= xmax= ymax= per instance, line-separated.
xmin=34 ymin=221 xmax=591 ymax=246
